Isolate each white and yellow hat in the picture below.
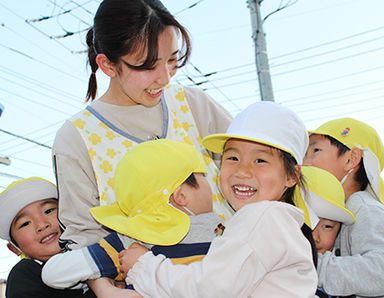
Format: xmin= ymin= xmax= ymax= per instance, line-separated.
xmin=0 ymin=177 xmax=57 ymax=241
xmin=202 ymin=101 xmax=308 ymax=164
xmin=90 ymin=139 xmax=207 ymax=246
xmin=297 ymin=166 xmax=355 ymax=228
xmin=310 ymin=118 xmax=384 ymax=203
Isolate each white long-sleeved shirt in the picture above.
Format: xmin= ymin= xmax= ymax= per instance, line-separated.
xmin=127 ymin=201 xmax=318 ymax=298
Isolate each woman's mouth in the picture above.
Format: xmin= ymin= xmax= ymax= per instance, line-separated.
xmin=145 ymin=88 xmax=163 ymax=97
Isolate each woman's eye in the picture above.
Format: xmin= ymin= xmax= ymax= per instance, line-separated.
xmin=313 ymin=148 xmax=321 ymax=152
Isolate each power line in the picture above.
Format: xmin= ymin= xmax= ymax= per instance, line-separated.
xmin=0 ymin=129 xmax=52 ymax=149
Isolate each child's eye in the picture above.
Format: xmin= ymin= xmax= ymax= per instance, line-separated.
xmin=313 ymin=148 xmax=321 ymax=152
xmin=321 ymin=224 xmax=333 ymax=229
xmin=226 ymin=156 xmax=238 ymax=161
xmin=19 ymin=221 xmax=30 ymax=228
xmin=45 ymin=207 xmax=56 ymax=215
xmin=255 ymin=159 xmax=266 ymax=163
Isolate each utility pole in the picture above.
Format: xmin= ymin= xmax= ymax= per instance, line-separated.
xmin=248 ymin=0 xmax=274 ymax=101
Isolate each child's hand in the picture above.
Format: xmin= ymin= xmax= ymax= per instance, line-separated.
xmin=119 ymin=243 xmax=149 ymax=278
xmin=88 ymin=277 xmax=142 ymax=298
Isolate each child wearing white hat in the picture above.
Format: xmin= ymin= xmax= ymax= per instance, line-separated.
xmin=41 ymin=139 xmax=224 ymax=296
xmin=304 ymin=118 xmax=384 ymax=297
xmin=119 ymin=101 xmax=318 ymax=298
xmin=0 ymin=177 xmax=95 ymax=298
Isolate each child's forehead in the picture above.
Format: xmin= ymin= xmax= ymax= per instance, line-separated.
xmin=309 ymin=134 xmax=328 ymax=142
xmin=17 ymin=198 xmax=57 ymax=215
xmin=224 ymin=138 xmax=276 ymax=152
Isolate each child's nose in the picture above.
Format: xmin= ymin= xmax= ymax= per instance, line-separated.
xmin=302 ymin=153 xmax=312 ymax=166
xmin=235 ymin=163 xmax=252 ymax=178
xmin=312 ymin=231 xmax=320 ymax=243
xmin=36 ymin=221 xmax=50 ymax=232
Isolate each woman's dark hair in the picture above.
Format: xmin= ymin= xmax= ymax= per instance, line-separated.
xmin=86 ymin=0 xmax=192 ymax=101
xmin=324 ymin=135 xmax=369 ymax=191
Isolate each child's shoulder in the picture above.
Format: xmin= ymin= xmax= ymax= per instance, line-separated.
xmin=6 ymin=259 xmax=43 ymax=292
xmin=230 ymin=201 xmax=304 ymax=231
xmin=347 ymin=190 xmax=384 ymax=216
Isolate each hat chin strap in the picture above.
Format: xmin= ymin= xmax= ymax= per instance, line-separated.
xmin=9 ymin=240 xmax=23 ymax=255
xmin=341 ymin=168 xmax=354 ymax=185
xmin=183 ymin=206 xmax=196 ymax=216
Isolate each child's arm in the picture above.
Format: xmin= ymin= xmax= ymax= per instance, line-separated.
xmin=87 ymin=277 xmax=142 ymax=298
xmin=42 ymin=247 xmax=101 ymax=289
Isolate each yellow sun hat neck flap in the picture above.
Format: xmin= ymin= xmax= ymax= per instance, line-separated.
xmin=310 ymin=118 xmax=384 ymax=203
xmin=295 ymin=166 xmax=355 ymax=229
xmin=202 ymin=101 xmax=309 ymax=165
xmin=90 ymin=139 xmax=208 ymax=246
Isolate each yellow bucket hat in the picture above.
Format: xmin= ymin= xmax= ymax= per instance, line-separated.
xmin=90 ymin=139 xmax=207 ymax=246
xmin=202 ymin=101 xmax=308 ymax=164
xmin=310 ymin=118 xmax=384 ymax=203
xmin=296 ymin=166 xmax=355 ymax=229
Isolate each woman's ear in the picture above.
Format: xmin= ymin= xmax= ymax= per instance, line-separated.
xmin=96 ymin=54 xmax=118 ymax=78
xmin=7 ymin=242 xmax=22 ymax=256
xmin=286 ymin=165 xmax=300 ymax=188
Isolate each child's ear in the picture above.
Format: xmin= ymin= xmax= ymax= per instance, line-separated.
xmin=286 ymin=165 xmax=300 ymax=188
xmin=171 ymin=186 xmax=188 ymax=207
xmin=346 ymin=148 xmax=362 ymax=170
xmin=7 ymin=242 xmax=22 ymax=256
xmin=96 ymin=54 xmax=118 ymax=78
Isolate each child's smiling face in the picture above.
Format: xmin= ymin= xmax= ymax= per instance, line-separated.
xmin=10 ymin=198 xmax=62 ymax=261
xmin=220 ymin=139 xmax=296 ymax=211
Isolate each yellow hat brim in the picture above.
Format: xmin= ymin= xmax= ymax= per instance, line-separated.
xmin=90 ymin=201 xmax=191 ymax=246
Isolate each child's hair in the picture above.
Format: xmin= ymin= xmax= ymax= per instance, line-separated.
xmin=0 ymin=177 xmax=57 ymax=242
xmin=323 ymin=135 xmax=369 ymax=191
xmin=86 ymin=0 xmax=192 ymax=101
xmin=184 ymin=173 xmax=199 ymax=189
xmin=280 ymin=150 xmax=302 ymax=205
